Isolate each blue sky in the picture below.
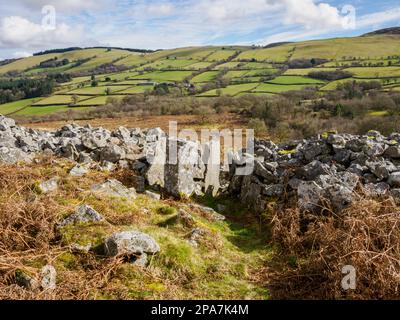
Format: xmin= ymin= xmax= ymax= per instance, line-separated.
xmin=0 ymin=0 xmax=399 ymax=60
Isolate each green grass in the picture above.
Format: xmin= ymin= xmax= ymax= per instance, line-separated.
xmin=344 ymin=66 xmax=400 ymax=78
xmin=0 ymin=98 xmax=38 ymax=115
xmin=14 ymin=105 xmax=87 ymax=116
xmin=68 ymin=85 xmax=131 ymax=95
xmin=113 ymin=80 xmax=151 ymax=86
xmin=243 ymin=69 xmax=278 ymax=77
xmin=101 ymin=71 xmax=139 ymax=81
xmin=268 ymin=76 xmax=325 ymax=85
xmin=60 ymin=76 xmax=92 ymax=86
xmin=191 ymin=71 xmax=219 ymax=83
xmin=283 ymin=67 xmax=339 ymax=76
xmin=117 ymin=85 xmax=154 ymax=94
xmin=205 ymin=50 xmax=237 ymax=61
xmin=319 ymin=77 xmax=384 ymax=91
xmin=182 ymin=61 xmax=214 ymax=70
xmin=114 ymin=54 xmax=149 ymax=68
xmin=290 ymin=35 xmax=400 ymax=60
xmin=131 ymin=71 xmax=193 ymax=82
xmin=137 ymin=59 xmax=197 ymax=70
xmin=235 ymin=46 xmax=293 ymax=63
xmin=241 ymin=62 xmax=276 ymax=69
xmin=215 ymin=62 xmax=244 ymax=70
xmin=0 ymin=53 xmax=59 ymax=74
xmin=32 ymin=95 xmax=86 ymax=106
xmin=253 ymin=83 xmax=313 ymax=93
xmin=74 ymin=96 xmax=124 ymax=106
xmin=66 ymin=49 xmax=134 ymax=73
xmin=199 ymin=83 xmax=259 ymax=97
xmin=223 ymin=70 xmax=249 ymax=79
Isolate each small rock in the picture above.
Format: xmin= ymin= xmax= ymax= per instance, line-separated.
xmin=37 ymin=177 xmax=59 ymax=194
xmin=70 ymin=243 xmax=92 ymax=253
xmin=145 ymin=190 xmax=161 ymax=200
xmin=91 ymin=179 xmax=136 ymax=200
xmin=364 ymin=182 xmax=390 ymax=197
xmin=191 ymin=204 xmax=225 ymax=221
xmin=384 ymin=145 xmax=400 ymax=159
xmin=296 ymin=160 xmax=331 ymax=181
xmin=388 ymin=172 xmax=400 ymax=187
xmin=58 ymin=204 xmax=104 ymax=228
xmin=133 ymin=253 xmax=148 ymax=267
xmin=100 ymin=145 xmax=125 ymax=163
xmin=104 ymin=230 xmax=160 ymax=256
xmin=69 ymin=164 xmax=89 ymax=176
xmin=41 ymin=265 xmax=56 ymax=290
xmin=188 ymin=228 xmax=205 ymax=247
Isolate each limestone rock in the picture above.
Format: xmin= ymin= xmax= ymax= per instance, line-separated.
xmin=104 ymin=230 xmax=160 ymax=256
xmin=91 ymin=179 xmax=136 ymax=200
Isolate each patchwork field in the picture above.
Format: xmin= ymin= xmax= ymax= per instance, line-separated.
xmin=1 ymin=33 xmax=399 ymax=116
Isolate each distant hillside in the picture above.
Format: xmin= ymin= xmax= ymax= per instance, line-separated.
xmin=362 ymin=27 xmax=400 ymax=36
xmin=1 ymin=30 xmax=400 ymax=117
xmin=33 ymin=46 xmax=156 ymax=56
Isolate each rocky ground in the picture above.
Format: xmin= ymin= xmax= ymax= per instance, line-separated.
xmin=2 ymin=114 xmax=400 ymax=299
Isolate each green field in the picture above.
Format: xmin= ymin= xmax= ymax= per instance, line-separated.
xmin=14 ymin=105 xmax=87 ymax=116
xmin=74 ymin=96 xmax=123 ymax=106
xmin=0 ymin=98 xmax=39 ymax=115
xmin=284 ymin=68 xmax=339 ymax=76
xmin=253 ymin=83 xmax=313 ymax=93
xmin=206 ymin=50 xmax=237 ymax=61
xmin=137 ymin=59 xmax=197 ymax=70
xmin=344 ymin=66 xmax=400 ymax=78
xmin=131 ymin=70 xmax=193 ymax=82
xmin=183 ymin=61 xmax=214 ymax=70
xmin=223 ymin=70 xmax=250 ymax=79
xmin=68 ymin=85 xmax=131 ymax=95
xmin=268 ymin=76 xmax=325 ymax=85
xmin=191 ymin=71 xmax=219 ymax=83
xmin=243 ymin=69 xmax=278 ymax=77
xmin=235 ymin=45 xmax=293 ymax=63
xmin=1 ymin=33 xmax=400 ymax=117
xmin=117 ymin=85 xmax=154 ymax=94
xmin=33 ymin=95 xmax=87 ymax=106
xmin=199 ymin=83 xmax=259 ymax=97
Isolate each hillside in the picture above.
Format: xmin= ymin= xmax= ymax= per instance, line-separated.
xmin=363 ymin=27 xmax=400 ymax=36
xmin=0 ymin=33 xmax=400 ymax=117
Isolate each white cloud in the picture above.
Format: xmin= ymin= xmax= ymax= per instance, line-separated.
xmin=282 ymin=0 xmax=346 ymax=29
xmin=13 ymin=51 xmax=32 ymax=58
xmin=145 ymin=3 xmax=175 ymax=16
xmin=14 ymin=0 xmax=103 ymax=12
xmin=0 ymin=16 xmax=92 ymax=50
xmin=356 ymin=7 xmax=400 ymax=28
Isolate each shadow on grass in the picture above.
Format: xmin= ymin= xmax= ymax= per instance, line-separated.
xmin=193 ymin=193 xmax=273 ymax=254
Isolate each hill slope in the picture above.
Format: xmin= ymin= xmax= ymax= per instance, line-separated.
xmin=1 ymin=32 xmax=400 ymax=117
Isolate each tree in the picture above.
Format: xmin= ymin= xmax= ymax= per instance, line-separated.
xmin=71 ymin=94 xmax=79 ymax=105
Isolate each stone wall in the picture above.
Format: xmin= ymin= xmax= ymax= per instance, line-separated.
xmin=2 ymin=115 xmax=400 ymax=214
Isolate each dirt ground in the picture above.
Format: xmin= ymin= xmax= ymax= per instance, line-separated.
xmin=20 ymin=113 xmax=248 ymax=133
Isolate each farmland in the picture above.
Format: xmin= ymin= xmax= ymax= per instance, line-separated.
xmin=0 ymin=32 xmax=399 ymax=117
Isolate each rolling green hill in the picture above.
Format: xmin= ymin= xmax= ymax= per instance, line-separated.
xmin=1 ymin=31 xmax=400 ymax=116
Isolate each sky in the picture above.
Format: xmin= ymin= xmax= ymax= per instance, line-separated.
xmin=0 ymin=0 xmax=399 ymax=60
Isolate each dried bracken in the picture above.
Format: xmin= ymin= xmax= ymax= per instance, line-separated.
xmin=269 ymin=196 xmax=400 ymax=299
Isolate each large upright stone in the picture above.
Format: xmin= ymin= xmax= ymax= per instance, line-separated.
xmin=164 ymin=138 xmax=205 ymax=197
